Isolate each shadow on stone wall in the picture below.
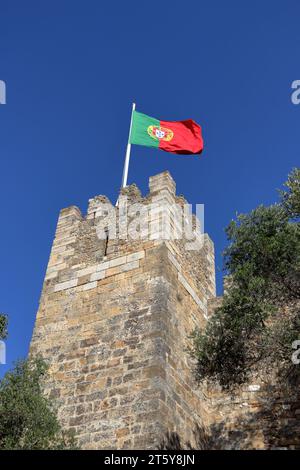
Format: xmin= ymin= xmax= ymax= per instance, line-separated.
xmin=158 ymin=384 xmax=300 ymax=450
xmin=158 ymin=424 xmax=211 ymax=450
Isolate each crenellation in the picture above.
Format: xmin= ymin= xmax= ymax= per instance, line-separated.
xmin=87 ymin=195 xmax=113 ymax=219
xmin=149 ymin=171 xmax=176 ymax=196
xmin=120 ymin=183 xmax=142 ymax=203
xmin=58 ymin=205 xmax=83 ymax=221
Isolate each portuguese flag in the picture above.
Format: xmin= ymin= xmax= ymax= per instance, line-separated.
xmin=129 ymin=111 xmax=204 ymax=155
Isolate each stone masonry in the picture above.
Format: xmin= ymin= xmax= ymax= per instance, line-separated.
xmin=30 ymin=171 xmax=300 ymax=449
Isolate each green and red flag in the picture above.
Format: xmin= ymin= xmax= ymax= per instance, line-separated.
xmin=129 ymin=111 xmax=204 ymax=155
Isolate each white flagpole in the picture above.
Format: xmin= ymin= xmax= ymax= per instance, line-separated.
xmin=121 ymin=102 xmax=136 ymax=188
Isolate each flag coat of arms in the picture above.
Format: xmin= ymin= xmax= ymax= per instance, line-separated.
xmin=129 ymin=111 xmax=204 ymax=155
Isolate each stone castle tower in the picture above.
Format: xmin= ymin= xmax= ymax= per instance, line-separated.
xmin=30 ymin=171 xmax=300 ymax=450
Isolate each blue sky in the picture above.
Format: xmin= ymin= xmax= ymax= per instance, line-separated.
xmin=0 ymin=0 xmax=299 ymax=376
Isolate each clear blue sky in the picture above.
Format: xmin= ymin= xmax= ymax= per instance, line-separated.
xmin=0 ymin=0 xmax=299 ymax=376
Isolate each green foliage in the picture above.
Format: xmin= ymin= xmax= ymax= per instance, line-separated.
xmin=190 ymin=168 xmax=300 ymax=389
xmin=280 ymin=167 xmax=300 ymax=218
xmin=0 ymin=357 xmax=77 ymax=449
xmin=0 ymin=314 xmax=8 ymax=340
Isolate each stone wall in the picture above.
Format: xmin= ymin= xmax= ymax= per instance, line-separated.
xmin=30 ymin=171 xmax=300 ymax=450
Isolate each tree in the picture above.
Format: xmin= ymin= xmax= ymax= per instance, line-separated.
xmin=0 ymin=357 xmax=77 ymax=449
xmin=190 ymin=168 xmax=300 ymax=389
xmin=280 ymin=167 xmax=300 ymax=218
